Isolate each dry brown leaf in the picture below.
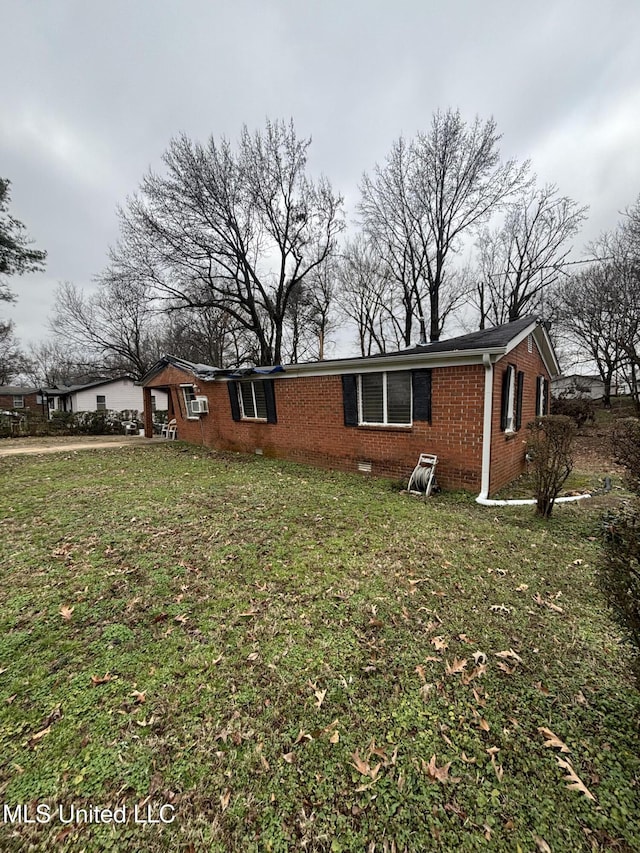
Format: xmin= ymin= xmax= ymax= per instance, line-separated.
xmin=27 ymin=725 xmax=51 ymax=747
xmin=538 ymin=726 xmax=570 ymax=753
xmin=460 ymin=752 xmax=477 ymax=764
xmin=59 ymin=605 xmax=74 ymax=620
xmin=534 ymin=836 xmax=552 ymax=853
xmin=282 ymin=752 xmax=296 ymax=764
xmin=174 ymin=613 xmax=188 ymax=624
xmin=495 ymin=649 xmax=523 ymax=663
xmin=329 ymin=730 xmax=340 ymax=744
xmin=422 ymin=754 xmax=460 ymax=784
xmin=497 ymin=661 xmax=517 ymax=675
xmin=131 ymin=690 xmax=146 ymax=705
xmin=445 ymin=657 xmax=468 ymax=676
xmin=220 ymin=789 xmax=231 ymax=812
xmin=294 ymin=730 xmax=313 ymax=744
xmin=431 ymin=636 xmax=448 ymax=651
xmin=314 ymin=689 xmax=327 ymax=708
xmin=90 ymin=673 xmax=112 ymax=686
xmin=246 ymin=652 xmax=259 ymax=662
xmin=478 ymin=718 xmax=490 ymax=732
xmin=350 ymin=750 xmax=370 ymax=776
xmin=556 ymin=757 xmax=596 ymax=801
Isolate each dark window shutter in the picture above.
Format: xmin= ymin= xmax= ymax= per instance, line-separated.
xmin=515 ymin=371 xmax=524 ymax=430
xmin=542 ymin=377 xmax=549 ymax=415
xmin=228 ymin=381 xmax=241 ymax=421
xmin=264 ymin=380 xmax=277 ymax=424
xmin=412 ymin=369 xmax=432 ymax=422
xmin=535 ymin=375 xmax=542 ymax=417
xmin=500 ymin=368 xmax=510 ymax=432
xmin=342 ymin=374 xmax=358 ymax=426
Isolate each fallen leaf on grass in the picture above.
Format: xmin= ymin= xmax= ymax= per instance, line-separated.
xmin=26 ymin=726 xmax=51 ymax=747
xmin=556 ymin=757 xmax=596 ymax=801
xmin=538 ymin=726 xmax=570 ymax=753
xmin=533 ymin=593 xmax=564 ymax=613
xmin=314 ymin=689 xmax=327 ymax=709
xmin=59 ymin=605 xmax=74 ymax=620
xmin=495 ymin=649 xmax=523 ymax=663
xmin=91 ymin=673 xmax=113 ymax=686
xmin=490 ymin=604 xmax=512 ymax=614
xmin=283 ymin=752 xmax=296 ymax=764
xmin=421 ymin=754 xmax=460 ymax=784
xmin=431 ymin=636 xmax=448 ymax=651
xmin=445 ymin=657 xmax=468 ymax=676
xmin=350 ymin=751 xmax=381 ymax=780
xmin=534 ymin=836 xmax=552 ymax=853
xmin=131 ymin=690 xmax=146 ymax=705
xmin=329 ymin=730 xmax=340 ymax=744
xmin=220 ymin=790 xmax=231 ymax=812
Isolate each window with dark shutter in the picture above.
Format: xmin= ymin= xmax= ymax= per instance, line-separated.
xmin=358 ymin=371 xmax=411 ymax=426
xmin=342 ymin=374 xmax=358 ymax=426
xmin=412 ymin=369 xmax=432 ymax=422
xmin=515 ymin=371 xmax=524 ymax=430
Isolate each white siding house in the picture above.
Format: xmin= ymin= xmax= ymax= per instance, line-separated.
xmin=45 ymin=377 xmax=168 ymax=415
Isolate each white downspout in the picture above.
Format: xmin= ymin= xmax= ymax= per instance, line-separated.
xmin=477 ymin=353 xmax=493 ymax=501
xmin=475 ymin=352 xmax=591 ymax=507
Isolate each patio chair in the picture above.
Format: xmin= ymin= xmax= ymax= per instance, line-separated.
xmin=161 ymin=418 xmax=177 ymax=440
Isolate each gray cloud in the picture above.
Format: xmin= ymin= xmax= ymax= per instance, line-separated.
xmin=2 ymin=0 xmax=640 ymax=348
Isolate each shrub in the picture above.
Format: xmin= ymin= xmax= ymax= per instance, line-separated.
xmin=611 ymin=418 xmax=640 ymax=495
xmin=601 ymin=507 xmax=640 ymax=667
xmin=551 ymin=396 xmax=595 ymax=427
xmin=526 ymin=415 xmax=576 ymax=518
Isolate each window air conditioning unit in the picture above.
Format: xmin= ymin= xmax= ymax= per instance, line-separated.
xmin=191 ymin=397 xmax=209 ymax=415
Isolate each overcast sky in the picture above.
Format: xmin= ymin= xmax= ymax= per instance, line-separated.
xmin=2 ymin=0 xmax=640 ymax=354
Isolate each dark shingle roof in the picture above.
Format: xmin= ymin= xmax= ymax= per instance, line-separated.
xmin=384 ymin=316 xmax=539 ymax=357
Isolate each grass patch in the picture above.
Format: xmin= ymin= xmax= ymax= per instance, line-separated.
xmin=0 ymin=444 xmax=638 ymax=851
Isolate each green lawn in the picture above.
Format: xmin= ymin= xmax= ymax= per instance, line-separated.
xmin=0 ymin=444 xmax=638 ymax=851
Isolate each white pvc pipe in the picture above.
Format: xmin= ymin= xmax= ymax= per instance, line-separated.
xmin=476 ymin=494 xmax=592 ymax=506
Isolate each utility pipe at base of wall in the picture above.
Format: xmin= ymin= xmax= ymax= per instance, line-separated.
xmin=475 ymin=494 xmax=592 ymax=507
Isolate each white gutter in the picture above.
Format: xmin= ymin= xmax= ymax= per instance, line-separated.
xmin=477 ymin=353 xmax=494 ymax=501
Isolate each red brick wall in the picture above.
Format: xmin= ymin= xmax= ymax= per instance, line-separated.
xmin=146 ymin=343 xmax=549 ymax=495
xmin=0 ymin=392 xmax=40 ymax=411
xmin=147 ymin=363 xmax=486 ymax=492
xmin=489 ymin=334 xmax=551 ymax=494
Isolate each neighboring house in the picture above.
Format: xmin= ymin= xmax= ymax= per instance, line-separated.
xmin=551 ymin=374 xmax=606 ymax=401
xmin=0 ymin=386 xmax=46 ymax=414
xmin=140 ymin=316 xmax=559 ymax=498
xmin=43 ymin=377 xmax=168 ymax=416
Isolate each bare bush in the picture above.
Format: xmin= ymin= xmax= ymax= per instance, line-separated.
xmin=526 ymin=415 xmax=576 ymax=518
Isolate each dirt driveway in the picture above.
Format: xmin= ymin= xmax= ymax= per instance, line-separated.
xmin=0 ymin=435 xmax=159 ymax=457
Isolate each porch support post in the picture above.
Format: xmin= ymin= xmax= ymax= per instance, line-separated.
xmin=143 ymin=387 xmax=153 ymax=437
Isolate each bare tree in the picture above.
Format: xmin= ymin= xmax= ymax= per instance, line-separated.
xmin=335 ymin=236 xmax=403 ymax=355
xmin=554 ymin=262 xmax=626 ymax=407
xmin=24 ymin=338 xmax=99 ymax=387
xmin=50 ymin=277 xmax=164 ymax=379
xmin=474 ymin=184 xmax=588 ymax=327
xmin=359 ymin=110 xmax=530 ymax=342
xmin=108 ymin=119 xmax=344 ymax=365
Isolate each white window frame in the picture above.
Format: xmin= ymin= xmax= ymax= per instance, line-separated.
xmin=358 ymin=371 xmax=412 ymax=427
xmin=504 ymin=366 xmax=516 ymax=432
xmin=238 ymin=381 xmax=267 ymax=421
xmin=96 ymin=394 xmax=106 ymax=411
xmin=181 ymin=384 xmax=198 ymax=419
xmin=13 ymin=395 xmax=24 ymax=408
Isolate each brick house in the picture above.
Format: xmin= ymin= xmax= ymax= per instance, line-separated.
xmin=140 ymin=316 xmax=559 ymax=498
xmin=0 ymin=386 xmax=45 ymax=414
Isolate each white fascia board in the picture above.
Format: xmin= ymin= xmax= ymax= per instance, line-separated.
xmin=276 ymin=348 xmax=507 ymax=379
xmin=501 ymin=322 xmax=561 ymax=378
